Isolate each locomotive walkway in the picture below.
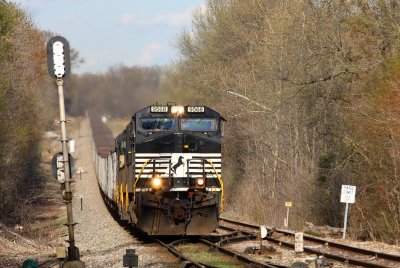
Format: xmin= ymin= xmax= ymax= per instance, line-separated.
xmin=70 ymin=116 xmax=178 ymax=267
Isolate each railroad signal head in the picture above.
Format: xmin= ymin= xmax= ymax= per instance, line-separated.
xmin=47 ymin=36 xmax=71 ymax=79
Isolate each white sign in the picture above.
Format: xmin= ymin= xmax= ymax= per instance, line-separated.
xmin=69 ymin=139 xmax=75 ymax=153
xmin=340 ymin=185 xmax=356 ymax=203
xmin=260 ymin=225 xmax=268 ymax=239
xmin=56 ymin=155 xmax=65 ymax=183
xmin=295 ymin=232 xmax=303 ymax=242
xmin=295 ymin=232 xmax=304 ymax=253
xmin=187 ymin=106 xmax=205 ymax=113
xmin=56 ymin=155 xmax=64 ymax=169
xmin=150 ymin=106 xmax=168 ymax=113
xmin=77 ymin=167 xmax=85 ymax=174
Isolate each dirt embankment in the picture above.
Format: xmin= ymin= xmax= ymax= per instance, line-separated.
xmin=0 ymin=119 xmax=73 ymax=267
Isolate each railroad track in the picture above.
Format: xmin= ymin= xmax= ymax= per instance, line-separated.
xmin=220 ymin=217 xmax=400 ymax=268
xmin=37 ymin=259 xmax=59 ymax=268
xmin=156 ymin=234 xmax=291 ymax=268
xmin=100 ymin=196 xmax=276 ymax=267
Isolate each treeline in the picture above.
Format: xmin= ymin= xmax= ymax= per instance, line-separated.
xmin=0 ymin=2 xmax=48 ymax=221
xmin=167 ymin=0 xmax=400 ymax=243
xmin=66 ymin=65 xmax=164 ymax=117
xmin=3 ymin=0 xmax=398 ymax=244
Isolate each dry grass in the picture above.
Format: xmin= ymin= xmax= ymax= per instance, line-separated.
xmin=177 ymin=243 xmax=243 ymax=267
xmin=0 ymin=122 xmax=70 ymax=267
xmin=0 ymin=178 xmax=67 ymax=267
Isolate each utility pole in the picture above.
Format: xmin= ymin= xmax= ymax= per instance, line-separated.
xmin=47 ymin=36 xmax=85 ymax=267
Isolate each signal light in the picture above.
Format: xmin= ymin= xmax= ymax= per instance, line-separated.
xmin=53 ymin=41 xmax=65 ymax=78
xmin=47 ymin=36 xmax=71 ymax=79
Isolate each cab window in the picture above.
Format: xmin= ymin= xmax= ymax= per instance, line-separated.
xmin=180 ymin=118 xmax=217 ymax=131
xmin=139 ymin=118 xmax=174 ymax=131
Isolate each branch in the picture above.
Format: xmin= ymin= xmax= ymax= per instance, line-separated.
xmin=280 ymin=70 xmax=352 ymax=86
xmin=222 ymin=88 xmax=273 ymax=112
xmin=343 ymin=136 xmax=372 ymax=165
xmin=231 ymin=110 xmax=266 ymax=118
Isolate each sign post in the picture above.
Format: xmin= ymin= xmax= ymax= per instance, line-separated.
xmin=260 ymin=225 xmax=267 ymax=253
xmin=47 ymin=36 xmax=84 ymax=266
xmin=284 ymin=201 xmax=292 ymax=228
xmin=340 ymin=185 xmax=356 ymax=239
xmin=76 ymin=167 xmax=87 ymax=180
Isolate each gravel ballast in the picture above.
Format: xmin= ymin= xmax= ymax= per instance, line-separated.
xmin=70 ymin=117 xmax=178 ymax=267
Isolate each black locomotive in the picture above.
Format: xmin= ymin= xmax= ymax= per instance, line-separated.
xmin=113 ymin=104 xmax=225 ymax=235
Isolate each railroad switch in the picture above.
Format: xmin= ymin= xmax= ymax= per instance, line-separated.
xmin=123 ymin=248 xmax=138 ymax=268
xmin=244 ymin=245 xmax=277 ymax=255
xmin=291 ymin=261 xmax=307 ymax=268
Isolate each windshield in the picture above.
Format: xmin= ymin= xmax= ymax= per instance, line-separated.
xmin=180 ymin=118 xmax=217 ymax=132
xmin=140 ymin=118 xmax=175 ymax=131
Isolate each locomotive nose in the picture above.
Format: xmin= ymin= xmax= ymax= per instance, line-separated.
xmin=187 ymin=141 xmax=198 ymax=151
xmin=174 ymin=133 xmax=201 ymax=153
xmin=174 ymin=133 xmax=183 ymax=152
xmin=182 ymin=134 xmax=200 ymax=153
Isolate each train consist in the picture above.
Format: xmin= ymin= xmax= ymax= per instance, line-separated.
xmin=89 ymin=105 xmax=225 ymax=235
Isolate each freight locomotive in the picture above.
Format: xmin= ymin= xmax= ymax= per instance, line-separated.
xmin=90 ymin=104 xmax=225 ymax=235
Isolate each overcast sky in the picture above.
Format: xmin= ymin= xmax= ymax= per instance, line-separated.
xmin=13 ymin=0 xmax=204 ymax=74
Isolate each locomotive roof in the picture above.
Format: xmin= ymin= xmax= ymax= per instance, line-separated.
xmin=133 ymin=104 xmax=222 ymax=118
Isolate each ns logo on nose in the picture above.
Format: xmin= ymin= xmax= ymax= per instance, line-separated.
xmin=171 ymin=156 xmax=184 ymax=174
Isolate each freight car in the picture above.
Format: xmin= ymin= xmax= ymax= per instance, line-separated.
xmin=89 ymin=105 xmax=225 ymax=236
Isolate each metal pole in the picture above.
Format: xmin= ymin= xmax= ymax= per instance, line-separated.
xmin=286 ymin=207 xmax=290 ymax=228
xmin=342 ymin=202 xmax=349 ymax=239
xmin=57 ymin=78 xmax=78 ymax=260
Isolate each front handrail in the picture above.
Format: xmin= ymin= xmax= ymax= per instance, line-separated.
xmin=133 ymin=159 xmax=151 ymax=205
xmin=206 ymin=159 xmax=224 ymax=211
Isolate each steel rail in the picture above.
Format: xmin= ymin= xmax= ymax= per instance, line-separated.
xmin=156 ymin=239 xmax=205 ymax=267
xmin=220 ymin=217 xmax=400 ymax=268
xmin=216 ymin=225 xmax=257 ymax=245
xmin=38 ymin=259 xmax=60 ymax=268
xmin=199 ymin=239 xmax=290 ymax=268
xmin=159 ymin=236 xmax=290 ymax=268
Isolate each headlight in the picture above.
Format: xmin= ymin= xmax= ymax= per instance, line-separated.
xmin=171 ymin=106 xmax=185 ymax=115
xmin=151 ymin=174 xmax=162 ymax=189
xmin=195 ymin=177 xmax=205 ymax=188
